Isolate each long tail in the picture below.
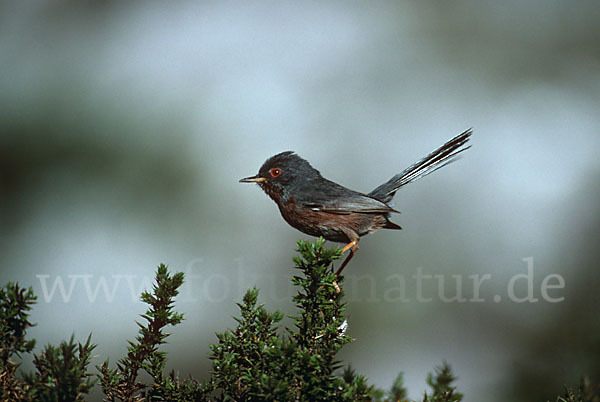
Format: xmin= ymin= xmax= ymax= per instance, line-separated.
xmin=369 ymin=128 xmax=472 ymax=203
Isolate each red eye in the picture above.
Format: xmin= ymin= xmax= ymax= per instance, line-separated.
xmin=270 ymin=168 xmax=281 ymax=178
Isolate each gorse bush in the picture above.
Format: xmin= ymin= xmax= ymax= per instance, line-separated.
xmin=1 ymin=238 xmax=597 ymax=401
xmin=204 ymin=239 xmax=374 ymax=401
xmin=1 ymin=283 xmax=95 ymax=400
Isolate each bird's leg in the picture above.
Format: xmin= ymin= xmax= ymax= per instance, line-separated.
xmin=335 ymin=250 xmax=355 ymax=276
xmin=332 ymin=245 xmax=357 ymax=293
xmin=341 ymin=239 xmax=358 ymax=254
xmin=332 ymin=232 xmax=359 ymax=293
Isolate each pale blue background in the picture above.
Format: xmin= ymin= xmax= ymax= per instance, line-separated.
xmin=1 ymin=2 xmax=599 ymax=401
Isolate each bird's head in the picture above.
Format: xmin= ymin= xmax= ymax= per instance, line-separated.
xmin=239 ymin=151 xmax=320 ymax=202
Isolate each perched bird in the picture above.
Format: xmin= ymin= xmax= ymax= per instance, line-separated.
xmin=240 ymin=129 xmax=472 ymax=275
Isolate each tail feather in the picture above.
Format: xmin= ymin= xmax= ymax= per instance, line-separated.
xmin=369 ymin=129 xmax=472 ymax=203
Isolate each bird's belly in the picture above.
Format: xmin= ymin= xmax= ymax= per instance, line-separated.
xmin=278 ymin=202 xmax=383 ymax=243
xmin=282 ymin=209 xmax=349 ymax=242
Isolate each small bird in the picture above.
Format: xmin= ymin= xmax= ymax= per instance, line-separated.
xmin=240 ymin=129 xmax=472 ymax=275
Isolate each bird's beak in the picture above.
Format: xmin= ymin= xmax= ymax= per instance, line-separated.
xmin=239 ymin=175 xmax=267 ymax=183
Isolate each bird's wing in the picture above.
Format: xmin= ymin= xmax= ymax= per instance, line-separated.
xmin=298 ymin=185 xmax=398 ymax=215
xmin=315 ymin=197 xmax=398 ymax=214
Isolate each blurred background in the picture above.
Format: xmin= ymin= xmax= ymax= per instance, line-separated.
xmin=1 ymin=1 xmax=599 ymax=401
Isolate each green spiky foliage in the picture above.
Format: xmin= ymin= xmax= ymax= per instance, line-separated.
xmin=205 ymin=237 xmax=377 ymax=400
xmin=422 ymin=362 xmax=463 ymax=402
xmin=1 ymin=283 xmax=96 ymax=401
xmin=0 ymin=282 xmax=37 ymax=400
xmin=97 ymin=264 xmax=204 ymax=401
xmin=551 ymin=377 xmax=600 ymax=402
xmin=4 ymin=239 xmax=599 ymax=401
xmin=387 ymin=372 xmax=410 ymax=402
xmin=23 ymin=335 xmax=96 ymax=401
